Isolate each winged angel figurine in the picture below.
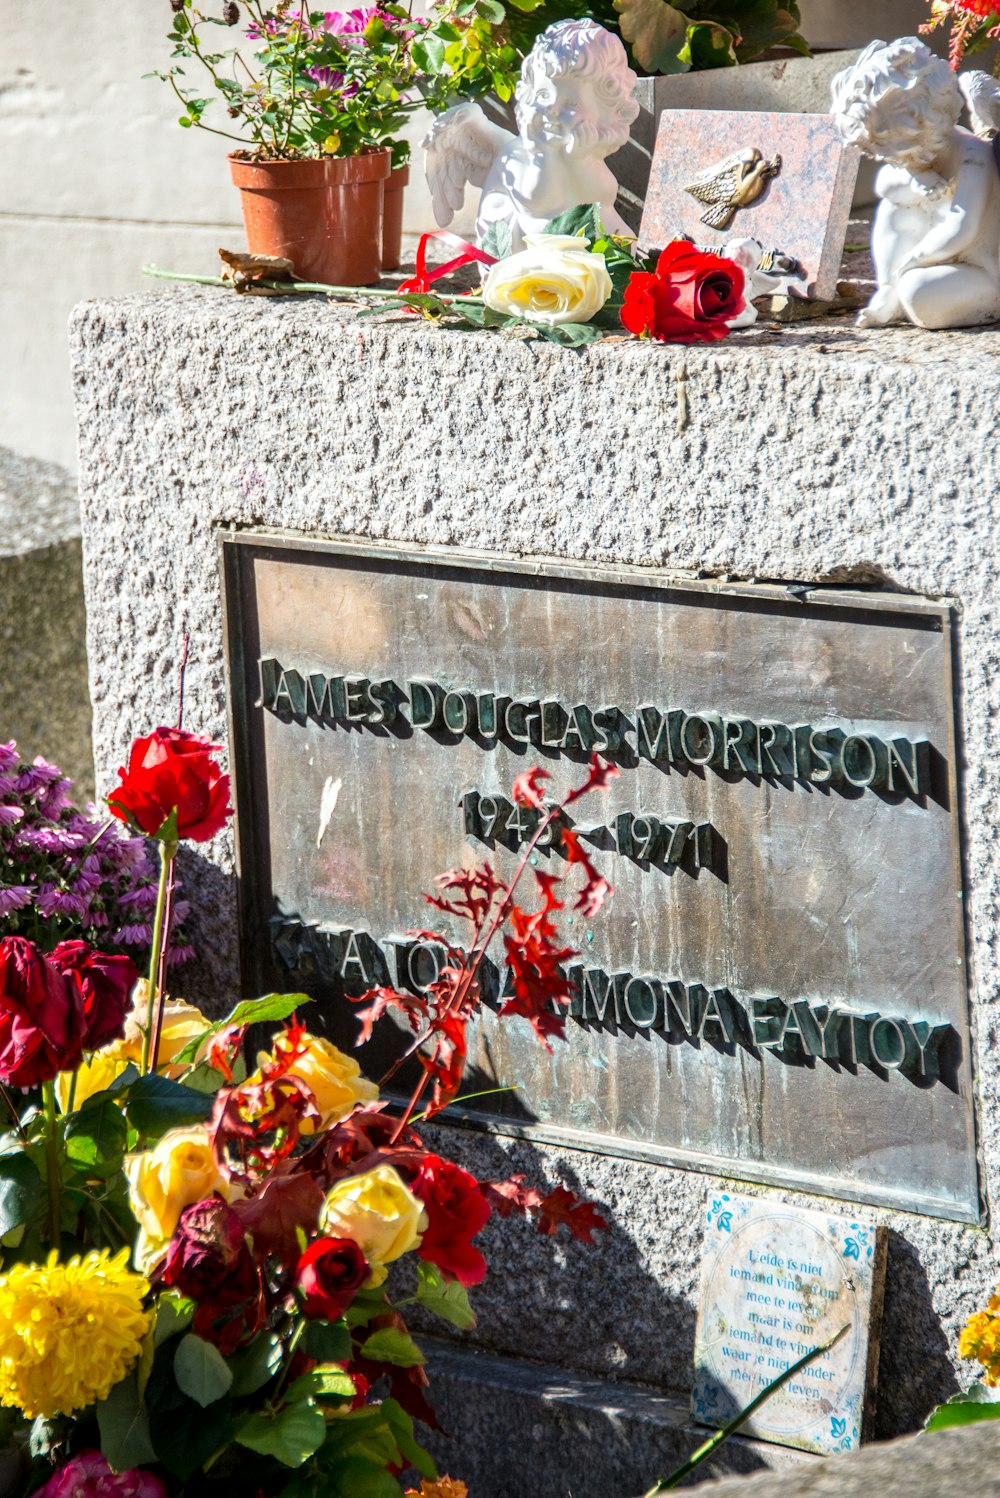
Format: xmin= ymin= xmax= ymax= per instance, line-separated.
xmin=423 ymin=19 xmax=640 ymax=254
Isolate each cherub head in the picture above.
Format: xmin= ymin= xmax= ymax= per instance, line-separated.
xmin=831 ymin=37 xmax=963 ymax=174
xmin=516 ymin=19 xmax=640 ymax=159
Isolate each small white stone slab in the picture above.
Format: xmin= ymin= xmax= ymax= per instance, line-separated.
xmin=691 ymin=1191 xmax=886 ymax=1455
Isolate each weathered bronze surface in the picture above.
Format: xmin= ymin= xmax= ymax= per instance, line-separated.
xmin=221 ymin=533 xmax=978 ymax=1223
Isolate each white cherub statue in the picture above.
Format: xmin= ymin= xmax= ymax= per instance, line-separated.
xmin=831 ymin=37 xmax=1000 ymax=330
xmin=422 ymin=18 xmax=640 ymax=254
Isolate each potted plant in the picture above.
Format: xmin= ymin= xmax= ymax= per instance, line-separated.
xmin=155 ymin=3 xmax=441 ymax=284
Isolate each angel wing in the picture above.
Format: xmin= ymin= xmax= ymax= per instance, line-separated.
xmin=960 ymin=70 xmax=1000 ymax=140
xmin=421 ymin=103 xmax=514 ymax=228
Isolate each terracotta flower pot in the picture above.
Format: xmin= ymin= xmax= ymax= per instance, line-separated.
xmin=381 ymin=164 xmax=410 ymax=273
xmin=229 ymin=150 xmax=391 ymax=287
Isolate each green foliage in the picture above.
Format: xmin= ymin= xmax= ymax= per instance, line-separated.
xmin=0 ymin=1150 xmax=43 ymax=1240
xmin=304 ymin=1319 xmax=353 ymax=1363
xmin=360 ymin=1327 xmax=426 ymax=1367
xmin=416 ymin=1262 xmax=477 ymax=1329
xmin=925 ymin=1384 xmax=1000 ymax=1432
xmin=64 ymin=1094 xmax=129 ymax=1179
xmin=230 ymin=1332 xmax=285 ymax=1397
xmin=174 ymin=1334 xmax=235 ymax=1407
xmin=123 ymin=1073 xmax=214 ymax=1137
xmin=236 ymin=1399 xmax=327 ymax=1467
xmin=96 ymin=1370 xmax=158 ymax=1471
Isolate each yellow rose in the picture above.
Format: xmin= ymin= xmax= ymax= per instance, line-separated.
xmin=125 ymin=1123 xmax=235 ymax=1272
xmin=320 ymin=1165 xmax=426 ymax=1272
xmin=119 ymin=981 xmax=213 ymax=1078
xmin=482 ymin=234 xmax=612 ymax=327
xmin=255 ymin=1031 xmax=378 ymax=1133
xmin=55 ymin=1046 xmax=132 ymax=1113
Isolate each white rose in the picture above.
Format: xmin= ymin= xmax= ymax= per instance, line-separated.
xmin=482 ymin=234 xmax=612 ymax=327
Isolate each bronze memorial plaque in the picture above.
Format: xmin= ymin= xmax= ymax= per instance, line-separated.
xmin=221 ymin=533 xmax=978 ymax=1223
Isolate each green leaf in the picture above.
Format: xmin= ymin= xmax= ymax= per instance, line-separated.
xmin=124 ymin=1074 xmax=213 ymax=1137
xmin=679 ymin=19 xmax=738 ymax=67
xmin=345 ymin=1287 xmax=389 ymax=1329
xmin=305 ymin=1319 xmax=352 ymax=1363
xmin=64 ymin=1094 xmax=128 ymax=1179
xmin=544 ymin=202 xmax=604 ymax=240
xmin=412 ymin=35 xmax=447 ymax=72
xmin=236 ymin=1399 xmax=327 ymax=1467
xmin=30 ymin=1415 xmax=69 ymax=1460
xmin=174 ymin=1334 xmax=234 ymax=1408
xmin=319 ymin=1457 xmax=403 ymax=1498
xmin=169 ymin=992 xmax=312 ymax=1069
xmin=925 ymin=1385 xmax=1000 ymax=1431
xmin=361 ymin=1327 xmax=426 ymax=1368
xmin=154 ymin=1293 xmax=195 ymax=1348
xmin=96 ymin=1370 xmax=158 ymax=1470
xmin=0 ymin=1151 xmax=42 ymax=1238
xmin=416 ymin=1262 xmax=476 ymax=1330
xmin=230 ymin=1332 xmax=284 ymax=1397
xmin=480 ymin=220 xmax=513 ymax=261
xmin=476 ymin=0 xmax=506 ymax=21
xmin=288 ymin=1366 xmax=357 ymax=1403
xmin=381 ymin=1398 xmax=437 ymax=1480
xmin=535 ymin=320 xmax=605 ymax=347
xmin=613 ymin=0 xmax=691 ymax=73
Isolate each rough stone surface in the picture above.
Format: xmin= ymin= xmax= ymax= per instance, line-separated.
xmin=686 ymin=1417 xmax=1000 ymax=1496
xmin=0 ymin=448 xmax=93 ymax=799
xmin=70 ymin=289 xmax=1000 ymax=1450
xmin=421 ymin=1336 xmax=821 ymax=1496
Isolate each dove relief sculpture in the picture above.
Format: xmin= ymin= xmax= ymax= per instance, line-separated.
xmin=684 ymin=148 xmax=782 ymax=230
xmin=422 ymin=19 xmax=640 ymax=255
xmin=832 ymin=38 xmax=1000 ymax=330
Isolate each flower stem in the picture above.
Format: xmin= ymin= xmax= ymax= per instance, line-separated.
xmin=41 ymin=1079 xmax=61 ymax=1248
xmin=141 ymin=841 xmax=177 ymax=1076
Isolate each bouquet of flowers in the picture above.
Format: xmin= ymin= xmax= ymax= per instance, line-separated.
xmin=0 ymin=726 xmax=611 ymax=1498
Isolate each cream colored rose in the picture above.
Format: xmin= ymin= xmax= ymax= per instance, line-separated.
xmin=482 ymin=234 xmax=612 ymax=327
xmin=120 ymin=981 xmax=213 ymax=1078
xmin=125 ymin=1124 xmax=235 ymax=1272
xmin=253 ymin=1031 xmax=379 ymax=1134
xmin=320 ymin=1165 xmax=427 ymax=1272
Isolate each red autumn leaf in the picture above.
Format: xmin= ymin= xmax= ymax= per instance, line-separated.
xmin=210 ymin=1073 xmax=320 ymax=1180
xmin=207 ymin=1024 xmax=246 ymax=1083
xmin=481 ymin=1174 xmax=544 ymax=1219
xmin=535 ymin=1186 xmax=610 ymax=1244
xmin=563 ymin=753 xmax=621 ymax=807
xmin=427 ymin=864 xmax=504 ymax=926
xmin=419 ymin=1011 xmax=467 ymax=1118
xmin=232 ymin=1171 xmax=325 ymax=1261
xmin=511 ymin=767 xmax=550 ymax=810
xmin=350 ymin=985 xmax=426 ymax=1045
xmin=561 ymin=829 xmax=613 ymax=920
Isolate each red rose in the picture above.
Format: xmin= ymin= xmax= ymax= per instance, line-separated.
xmin=163 ymin=1197 xmax=263 ymax=1353
xmin=295 ymin=1236 xmax=369 ymax=1321
xmin=411 ymin=1154 xmax=491 ymax=1288
xmin=0 ymin=937 xmax=85 ymax=1087
xmin=620 ymin=241 xmax=745 ymax=344
xmin=109 ymin=728 xmax=232 ymax=843
xmin=50 ymin=941 xmax=138 ymax=1051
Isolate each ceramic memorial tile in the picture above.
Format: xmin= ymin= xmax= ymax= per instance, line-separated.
xmin=692 ymin=1191 xmax=887 ymax=1454
xmin=221 ymin=535 xmax=978 ymax=1223
xmin=639 ymin=110 xmax=860 ymax=299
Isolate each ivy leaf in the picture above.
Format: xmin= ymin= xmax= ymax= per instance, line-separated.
xmin=174 ymin=1334 xmax=234 ymax=1408
xmin=96 ymin=1369 xmax=158 ymax=1470
xmin=230 ymin=1332 xmax=284 ymax=1397
xmin=613 ymin=0 xmax=692 ymax=74
xmin=236 ymin=1399 xmax=327 ymax=1466
xmin=361 ymin=1328 xmax=426 ymax=1367
xmin=0 ymin=1152 xmax=42 ymax=1238
xmin=124 ymin=1074 xmax=213 ymax=1137
xmin=415 ymin=1262 xmax=476 ymax=1330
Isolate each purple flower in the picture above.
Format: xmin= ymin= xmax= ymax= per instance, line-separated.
xmin=114 ymin=923 xmax=153 ymax=946
xmin=0 ymin=805 xmax=24 ymax=828
xmin=0 ymin=743 xmax=17 ymax=773
xmin=15 ymin=826 xmax=87 ymax=854
xmin=0 ymin=888 xmax=32 ymax=918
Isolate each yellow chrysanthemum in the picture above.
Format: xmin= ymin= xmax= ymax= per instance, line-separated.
xmin=959 ymin=1299 xmax=1000 ymax=1385
xmin=0 ymin=1248 xmax=150 ymax=1418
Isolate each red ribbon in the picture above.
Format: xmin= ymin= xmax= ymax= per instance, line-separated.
xmin=397 ymin=230 xmax=497 ymax=296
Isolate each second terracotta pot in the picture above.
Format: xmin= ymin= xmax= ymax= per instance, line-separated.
xmin=229 ymin=149 xmax=391 ymax=287
xmin=381 ymin=163 xmax=410 ymax=273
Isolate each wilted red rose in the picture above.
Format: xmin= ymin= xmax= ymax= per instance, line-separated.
xmin=108 ymin=727 xmax=232 ymax=843
xmin=296 ymin=1236 xmax=369 ymax=1320
xmin=50 ymin=941 xmax=138 ymax=1051
xmin=412 ymin=1154 xmax=491 ymax=1287
xmin=620 ymin=241 xmax=744 ymax=344
xmin=0 ymin=936 xmax=85 ymax=1087
xmin=162 ymin=1197 xmax=263 ymax=1353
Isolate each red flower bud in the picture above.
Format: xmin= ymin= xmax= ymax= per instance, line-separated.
xmin=0 ymin=936 xmax=85 ymax=1087
xmin=50 ymin=941 xmax=138 ymax=1052
xmin=109 ymin=727 xmax=232 ymax=844
xmin=412 ymin=1154 xmax=491 ymax=1288
xmin=296 ymin=1236 xmax=369 ymax=1320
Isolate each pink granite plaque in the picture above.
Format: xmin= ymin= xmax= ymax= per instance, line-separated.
xmin=639 ymin=110 xmax=859 ymax=300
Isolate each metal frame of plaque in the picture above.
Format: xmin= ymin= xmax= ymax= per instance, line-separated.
xmin=221 ymin=530 xmax=980 ymax=1224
